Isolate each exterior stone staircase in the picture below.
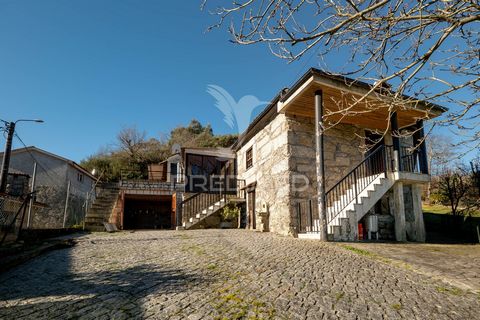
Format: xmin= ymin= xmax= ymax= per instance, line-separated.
xmin=326 ymin=173 xmax=394 ymax=241
xmin=84 ymin=186 xmax=120 ymax=232
xmin=182 ymin=198 xmax=228 ymax=229
xmin=297 ymin=144 xmax=399 ymax=241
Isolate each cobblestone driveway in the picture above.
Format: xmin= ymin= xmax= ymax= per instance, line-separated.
xmin=1 ymin=230 xmax=479 ymax=319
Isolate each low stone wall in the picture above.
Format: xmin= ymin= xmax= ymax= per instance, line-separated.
xmin=378 ymin=215 xmax=395 ymax=240
xmin=109 ymin=191 xmax=125 ymax=229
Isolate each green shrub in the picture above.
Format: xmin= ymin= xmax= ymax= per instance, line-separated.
xmin=221 ymin=202 xmax=240 ymax=221
xmin=429 ymin=193 xmax=449 ymax=205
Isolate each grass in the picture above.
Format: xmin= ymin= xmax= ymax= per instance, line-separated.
xmin=423 ymin=203 xmax=480 ymax=217
xmin=335 ymin=292 xmax=345 ymax=302
xmin=391 ymin=303 xmax=402 ymax=311
xmin=422 ymin=204 xmax=451 ymax=215
xmin=180 ymin=244 xmax=205 ymax=255
xmin=341 ymin=245 xmax=373 ymax=257
xmin=340 ymin=244 xmax=413 ymax=270
xmin=207 ymin=263 xmax=218 ymax=270
xmin=213 ymin=289 xmax=276 ymax=320
xmin=436 ymin=286 xmax=463 ymax=296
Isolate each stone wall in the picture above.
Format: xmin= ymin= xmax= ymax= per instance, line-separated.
xmin=237 ymin=113 xmax=366 ymax=237
xmin=30 ymin=185 xmax=66 ymax=228
xmin=287 ymin=116 xmax=364 ymax=199
xmin=237 ymin=113 xmax=292 ymax=236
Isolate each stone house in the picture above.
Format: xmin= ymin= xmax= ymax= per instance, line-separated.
xmin=231 ymin=69 xmax=445 ymax=241
xmin=85 ymin=147 xmax=236 ymax=231
xmin=88 ymin=69 xmax=445 ymax=242
xmin=1 ymin=146 xmax=96 ymax=228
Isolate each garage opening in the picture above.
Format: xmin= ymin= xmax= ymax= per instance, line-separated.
xmin=123 ymin=195 xmax=173 ymax=230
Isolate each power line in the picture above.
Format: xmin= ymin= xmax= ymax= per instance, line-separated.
xmin=13 ymin=132 xmax=64 ymax=185
xmin=13 ymin=132 xmax=87 ymax=197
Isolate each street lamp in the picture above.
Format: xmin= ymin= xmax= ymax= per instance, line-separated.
xmin=0 ymin=119 xmax=44 ymax=194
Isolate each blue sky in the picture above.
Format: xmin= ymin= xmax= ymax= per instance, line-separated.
xmin=0 ymin=1 xmax=467 ymax=162
xmin=0 ymin=0 xmax=318 ymax=162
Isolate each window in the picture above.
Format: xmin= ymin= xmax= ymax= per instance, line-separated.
xmin=246 ymin=147 xmax=253 ymax=169
xmin=77 ymin=173 xmax=84 ymax=183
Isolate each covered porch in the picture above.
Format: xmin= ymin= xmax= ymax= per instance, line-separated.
xmin=277 ymin=69 xmax=445 ymax=241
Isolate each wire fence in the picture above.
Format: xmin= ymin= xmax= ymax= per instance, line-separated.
xmin=18 ymin=182 xmax=94 ymax=230
xmin=0 ymin=193 xmax=41 ymax=244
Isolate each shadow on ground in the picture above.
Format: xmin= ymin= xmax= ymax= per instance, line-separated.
xmin=0 ymin=245 xmax=207 ymax=319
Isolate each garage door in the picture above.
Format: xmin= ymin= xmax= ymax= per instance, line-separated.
xmin=123 ymin=195 xmax=173 ymax=230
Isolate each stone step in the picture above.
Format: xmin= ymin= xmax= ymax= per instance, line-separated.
xmin=85 ymin=217 xmax=108 ymax=223
xmin=87 ymin=209 xmax=111 ymax=215
xmin=92 ymin=197 xmax=115 ymax=202
xmin=85 ymin=212 xmax=109 ymax=218
xmin=90 ymin=205 xmax=113 ymax=211
xmin=85 ymin=225 xmax=106 ymax=232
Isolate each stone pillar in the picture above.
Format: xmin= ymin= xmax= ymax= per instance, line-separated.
xmin=390 ymin=112 xmax=402 ymax=172
xmin=315 ymin=90 xmax=328 ymax=241
xmin=392 ymin=182 xmax=407 ymax=241
xmin=412 ymin=184 xmax=426 ymax=242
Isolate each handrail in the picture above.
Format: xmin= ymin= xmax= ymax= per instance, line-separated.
xmin=82 ymin=171 xmax=104 ymax=211
xmin=82 ymin=171 xmax=105 ymax=230
xmin=181 ymin=178 xmax=246 ymax=226
xmin=325 ymin=145 xmax=392 ymax=225
xmin=326 ymin=144 xmax=389 ymax=195
xmin=297 ymin=142 xmax=426 ymax=235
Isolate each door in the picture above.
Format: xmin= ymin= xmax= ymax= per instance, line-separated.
xmin=247 ymin=189 xmax=256 ymax=230
xmin=172 ymin=193 xmax=177 ymax=228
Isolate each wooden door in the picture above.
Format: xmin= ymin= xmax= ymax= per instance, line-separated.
xmin=247 ymin=189 xmax=256 ymax=230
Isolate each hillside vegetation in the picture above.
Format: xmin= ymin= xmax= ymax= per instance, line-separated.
xmin=81 ymin=119 xmax=237 ymax=181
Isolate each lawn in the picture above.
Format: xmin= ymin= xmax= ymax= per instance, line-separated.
xmin=423 ymin=203 xmax=480 ymax=217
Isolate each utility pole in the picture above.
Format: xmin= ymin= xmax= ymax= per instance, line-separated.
xmin=0 ymin=122 xmax=16 ymax=194
xmin=0 ymin=118 xmax=44 ymax=194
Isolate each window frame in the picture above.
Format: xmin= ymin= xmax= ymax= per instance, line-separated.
xmin=246 ymin=147 xmax=253 ymax=170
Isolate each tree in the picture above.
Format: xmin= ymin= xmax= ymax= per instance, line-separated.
xmin=81 ymin=120 xmax=238 ymax=181
xmin=427 ymin=134 xmax=455 ymax=176
xmin=116 ymin=126 xmax=147 ymax=162
xmin=434 ymin=164 xmax=479 ymax=216
xmin=203 ymin=0 xmax=480 ymax=149
xmin=437 ymin=168 xmax=469 ymax=216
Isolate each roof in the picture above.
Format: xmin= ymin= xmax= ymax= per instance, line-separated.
xmin=182 ymin=147 xmax=235 ymax=159
xmin=281 ymin=68 xmax=448 ymax=114
xmin=8 ymin=169 xmax=30 ymax=177
xmin=233 ymin=68 xmax=448 ymax=150
xmin=232 ymin=90 xmax=284 ymax=151
xmin=4 ymin=146 xmax=96 ymax=180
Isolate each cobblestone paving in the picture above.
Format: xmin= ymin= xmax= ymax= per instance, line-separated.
xmin=0 ymin=230 xmax=479 ymax=319
xmin=342 ymin=242 xmax=480 ymax=293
